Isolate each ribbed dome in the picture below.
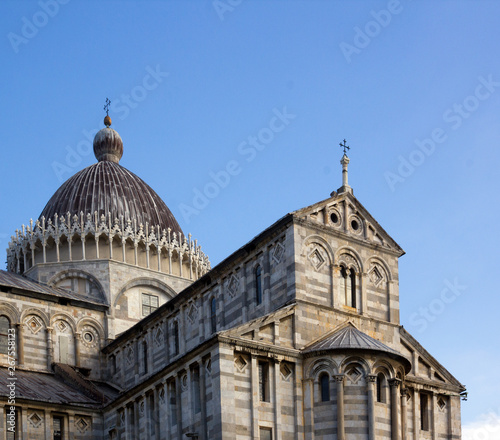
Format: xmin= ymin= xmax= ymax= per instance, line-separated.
xmin=39 ymin=161 xmax=183 ymax=235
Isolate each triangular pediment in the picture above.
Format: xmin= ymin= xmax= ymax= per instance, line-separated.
xmin=293 ymin=192 xmax=404 ymax=256
xmin=220 ymin=304 xmax=297 ymax=348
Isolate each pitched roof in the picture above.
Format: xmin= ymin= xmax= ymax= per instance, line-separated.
xmin=0 ymin=367 xmax=119 ymax=407
xmin=304 ymin=323 xmax=411 ymax=371
xmin=0 ymin=270 xmax=108 ymax=307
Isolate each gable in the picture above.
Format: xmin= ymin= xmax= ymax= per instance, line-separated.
xmin=293 ymin=192 xmax=404 ymax=256
xmin=221 ymin=304 xmax=297 ymax=349
xmin=400 ymin=327 xmax=465 ymax=392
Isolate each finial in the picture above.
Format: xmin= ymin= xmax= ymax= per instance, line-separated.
xmin=94 ymin=99 xmax=123 ymax=163
xmin=103 ymin=98 xmax=112 ymax=127
xmin=339 ymin=139 xmax=350 ymax=156
xmin=336 ymin=138 xmax=353 ymax=195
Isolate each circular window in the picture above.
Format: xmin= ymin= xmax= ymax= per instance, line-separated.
xmin=330 ymin=212 xmax=339 ymax=224
xmin=83 ymin=332 xmax=94 ymax=343
xmin=351 ymin=220 xmax=359 ymax=231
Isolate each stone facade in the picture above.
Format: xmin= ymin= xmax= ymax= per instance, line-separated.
xmin=0 ymin=129 xmax=465 ymax=439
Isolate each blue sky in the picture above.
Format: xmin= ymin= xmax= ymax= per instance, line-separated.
xmin=1 ymin=0 xmax=499 ymax=435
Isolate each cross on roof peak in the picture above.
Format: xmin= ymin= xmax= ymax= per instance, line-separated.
xmin=339 ymin=139 xmax=350 ymax=155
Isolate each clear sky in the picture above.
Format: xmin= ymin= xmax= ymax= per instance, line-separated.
xmin=1 ymin=1 xmax=499 ymax=436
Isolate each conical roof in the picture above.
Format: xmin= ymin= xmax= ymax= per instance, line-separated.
xmin=304 ymin=323 xmax=411 ymax=372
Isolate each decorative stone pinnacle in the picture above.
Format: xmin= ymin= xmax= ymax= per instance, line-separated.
xmin=337 ymin=139 xmax=353 ymax=195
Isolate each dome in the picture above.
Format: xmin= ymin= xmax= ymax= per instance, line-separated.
xmin=39 ymin=119 xmax=183 ymax=236
xmin=39 ymin=162 xmax=183 ymax=236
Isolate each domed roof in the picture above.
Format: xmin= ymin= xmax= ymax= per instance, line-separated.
xmin=39 ymin=118 xmax=183 ymax=236
xmin=304 ymin=323 xmax=411 ymax=372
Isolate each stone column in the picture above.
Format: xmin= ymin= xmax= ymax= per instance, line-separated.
xmin=401 ymin=387 xmax=408 ymax=440
xmin=431 ymin=392 xmax=436 ymax=440
xmin=124 ymin=405 xmax=130 ymax=440
xmin=274 ymin=361 xmax=282 ymax=440
xmin=175 ymin=374 xmax=183 ymax=439
xmin=200 ymin=361 xmax=208 ymax=440
xmin=44 ymin=408 xmax=52 ymax=440
xmin=330 ymin=265 xmax=336 ymax=308
xmin=360 ymin=272 xmax=368 ymax=315
xmin=412 ymin=390 xmax=419 ymax=440
xmin=0 ymin=404 xmax=5 ymax=440
xmin=16 ymin=323 xmax=24 ymax=367
xmin=81 ymin=236 xmax=86 ymax=260
xmin=251 ymin=356 xmax=259 ymax=438
xmin=389 ymin=379 xmax=401 ymax=440
xmin=46 ymin=327 xmax=54 ymax=369
xmin=387 ymin=281 xmax=395 ymax=323
xmin=21 ymin=408 xmax=28 ymax=439
xmin=56 ymin=238 xmax=60 ymax=262
xmin=335 ymin=375 xmax=345 ymax=440
xmin=143 ymin=394 xmax=150 ymax=439
xmin=186 ymin=367 xmax=194 ymax=432
xmin=366 ymin=375 xmax=377 ymax=440
xmin=74 ymin=332 xmax=81 ymax=368
xmin=134 ymin=400 xmax=140 ymax=439
xmin=67 ymin=412 xmax=75 ymax=440
xmin=154 ymin=387 xmax=161 ymax=440
xmin=303 ymin=378 xmax=314 ymax=437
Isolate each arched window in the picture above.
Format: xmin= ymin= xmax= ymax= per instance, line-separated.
xmin=142 ymin=341 xmax=148 ymax=374
xmin=376 ymin=373 xmax=386 ymax=403
xmin=255 ymin=265 xmax=263 ymax=305
xmin=173 ymin=321 xmax=179 ymax=356
xmin=341 ymin=266 xmax=356 ymax=308
xmin=0 ymin=315 xmax=10 ymax=355
xmin=210 ymin=298 xmax=217 ymax=333
xmin=320 ymin=372 xmax=330 ymax=402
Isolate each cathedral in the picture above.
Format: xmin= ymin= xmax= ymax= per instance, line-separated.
xmin=0 ymin=115 xmax=465 ymax=439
